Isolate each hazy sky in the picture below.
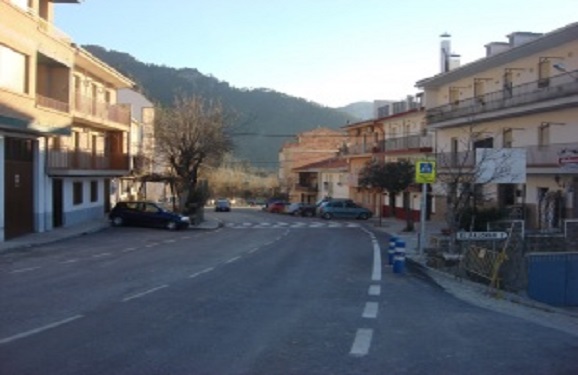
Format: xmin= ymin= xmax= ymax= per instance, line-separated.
xmin=54 ymin=0 xmax=577 ymax=108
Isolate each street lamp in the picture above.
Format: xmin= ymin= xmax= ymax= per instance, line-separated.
xmin=553 ymin=63 xmax=577 ymax=79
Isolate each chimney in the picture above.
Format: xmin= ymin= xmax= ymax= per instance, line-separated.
xmin=440 ymin=33 xmax=451 ymax=73
xmin=508 ymin=32 xmax=543 ymax=47
xmin=450 ymin=54 xmax=461 ymax=70
xmin=485 ymin=42 xmax=510 ymax=57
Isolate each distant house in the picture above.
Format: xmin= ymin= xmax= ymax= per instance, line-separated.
xmin=292 ymin=157 xmax=348 ymax=203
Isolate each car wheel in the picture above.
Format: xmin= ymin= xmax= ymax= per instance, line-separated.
xmin=358 ymin=212 xmax=369 ymax=220
xmin=322 ymin=212 xmax=332 ymax=220
xmin=111 ymin=216 xmax=124 ymax=226
xmin=166 ymin=221 xmax=178 ymax=230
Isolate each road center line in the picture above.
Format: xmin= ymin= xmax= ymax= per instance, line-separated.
xmin=61 ymin=259 xmax=79 ymax=264
xmin=362 ymin=302 xmax=379 ymax=319
xmin=248 ymin=247 xmax=259 ymax=254
xmin=0 ymin=315 xmax=84 ymax=345
xmin=350 ymin=328 xmax=373 ymax=356
xmin=188 ymin=267 xmax=215 ymax=278
xmin=368 ymin=285 xmax=381 ymax=296
xmin=122 ymin=247 xmax=137 ymax=252
xmin=92 ymin=252 xmax=111 ymax=258
xmin=10 ymin=266 xmax=41 ymax=274
xmin=122 ymin=285 xmax=168 ymax=302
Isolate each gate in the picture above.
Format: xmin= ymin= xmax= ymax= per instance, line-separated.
xmin=4 ymin=137 xmax=34 ymax=239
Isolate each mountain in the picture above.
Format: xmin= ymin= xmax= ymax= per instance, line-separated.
xmin=337 ymin=101 xmax=374 ymax=120
xmin=83 ymin=45 xmax=357 ymax=169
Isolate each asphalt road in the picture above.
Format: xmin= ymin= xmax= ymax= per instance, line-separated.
xmin=0 ymin=208 xmax=577 ymax=374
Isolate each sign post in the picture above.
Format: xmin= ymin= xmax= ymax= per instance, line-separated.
xmin=415 ymin=160 xmax=436 ymax=256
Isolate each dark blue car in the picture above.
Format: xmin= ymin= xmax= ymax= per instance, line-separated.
xmin=109 ymin=201 xmax=190 ymax=230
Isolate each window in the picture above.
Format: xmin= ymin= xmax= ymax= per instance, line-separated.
xmin=90 ymin=181 xmax=98 ymax=202
xmin=503 ymin=129 xmax=513 ymax=148
xmin=538 ymin=58 xmax=551 ymax=88
xmin=538 ymin=123 xmax=550 ymax=147
xmin=0 ymin=45 xmax=27 ymax=93
xmin=449 ymin=87 xmax=460 ymax=106
xmin=503 ymin=70 xmax=513 ymax=98
xmin=73 ymin=182 xmax=83 ymax=205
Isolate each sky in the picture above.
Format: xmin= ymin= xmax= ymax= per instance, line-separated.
xmin=54 ymin=0 xmax=578 ymax=108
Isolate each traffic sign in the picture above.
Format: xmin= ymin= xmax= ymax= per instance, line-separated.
xmin=415 ymin=160 xmax=436 ymax=184
xmin=456 ymin=231 xmax=508 ymax=241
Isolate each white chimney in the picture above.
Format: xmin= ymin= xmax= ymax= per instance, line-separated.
xmin=450 ymin=54 xmax=461 ymax=70
xmin=440 ymin=33 xmax=451 ymax=73
xmin=508 ymin=32 xmax=543 ymax=47
xmin=485 ymin=42 xmax=510 ymax=57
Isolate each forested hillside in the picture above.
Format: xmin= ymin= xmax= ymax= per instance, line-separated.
xmin=84 ymin=45 xmax=356 ymax=168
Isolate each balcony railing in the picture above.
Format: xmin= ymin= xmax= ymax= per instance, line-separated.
xmin=74 ymin=94 xmax=131 ymax=125
xmin=426 ymin=70 xmax=578 ymax=124
xmin=36 ymin=94 xmax=69 ymax=113
xmin=435 ymin=142 xmax=577 ymax=171
xmin=47 ymin=147 xmax=129 ymax=172
xmin=346 ymin=135 xmax=432 ymax=156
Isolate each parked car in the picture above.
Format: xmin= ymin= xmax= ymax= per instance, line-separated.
xmin=286 ymin=202 xmax=317 ymax=217
xmin=318 ymin=200 xmax=372 ymax=220
xmin=109 ymin=201 xmax=190 ymax=230
xmin=215 ymin=199 xmax=231 ymax=212
xmin=267 ymin=201 xmax=289 ymax=213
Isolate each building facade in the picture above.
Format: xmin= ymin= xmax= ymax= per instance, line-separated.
xmin=0 ymin=0 xmax=135 ymax=241
xmin=416 ymin=22 xmax=578 ymax=230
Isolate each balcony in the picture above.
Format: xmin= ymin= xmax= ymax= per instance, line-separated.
xmin=36 ymin=94 xmax=69 ymax=113
xmin=74 ymin=94 xmax=131 ymax=127
xmin=46 ymin=147 xmax=130 ymax=176
xmin=381 ymin=134 xmax=433 ymax=154
xmin=526 ymin=142 xmax=578 ymax=169
xmin=436 ymin=151 xmax=476 ymax=170
xmin=427 ymin=70 xmax=578 ymax=125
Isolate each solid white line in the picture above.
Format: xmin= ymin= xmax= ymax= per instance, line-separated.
xmin=362 ymin=302 xmax=379 ymax=319
xmin=10 ymin=266 xmax=41 ymax=274
xmin=368 ymin=285 xmax=381 ymax=296
xmin=189 ymin=267 xmax=215 ymax=278
xmin=225 ymin=256 xmax=241 ymax=264
xmin=0 ymin=315 xmax=83 ymax=345
xmin=122 ymin=285 xmax=168 ymax=302
xmin=248 ymin=247 xmax=259 ymax=254
xmin=372 ymin=242 xmax=382 ymax=281
xmin=145 ymin=243 xmax=158 ymax=248
xmin=92 ymin=252 xmax=111 ymax=258
xmin=350 ymin=328 xmax=373 ymax=356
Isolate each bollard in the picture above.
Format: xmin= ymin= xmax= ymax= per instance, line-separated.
xmin=388 ymin=236 xmax=397 ymax=265
xmin=393 ymin=238 xmax=406 ymax=274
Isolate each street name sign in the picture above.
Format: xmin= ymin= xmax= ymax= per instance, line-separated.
xmin=456 ymin=231 xmax=508 ymax=241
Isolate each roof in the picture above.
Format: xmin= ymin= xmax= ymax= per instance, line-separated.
xmin=293 ymin=157 xmax=347 ymax=172
xmin=342 ymin=108 xmax=423 ymax=130
xmin=415 ymin=22 xmax=578 ymax=89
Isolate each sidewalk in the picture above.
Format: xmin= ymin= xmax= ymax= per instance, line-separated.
xmin=368 ymin=216 xmax=578 ymax=324
xmin=0 ymin=216 xmax=222 ymax=254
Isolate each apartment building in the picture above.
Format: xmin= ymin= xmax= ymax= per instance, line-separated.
xmin=292 ymin=157 xmax=348 ymax=204
xmin=343 ymin=96 xmax=433 ymax=219
xmin=0 ymin=0 xmax=135 ymax=240
xmin=416 ymin=22 xmax=578 ymax=230
xmin=278 ymin=128 xmax=346 ymax=203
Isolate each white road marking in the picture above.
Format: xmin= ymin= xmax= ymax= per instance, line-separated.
xmin=372 ymin=242 xmax=382 ymax=281
xmin=368 ymin=285 xmax=381 ymax=296
xmin=122 ymin=247 xmax=137 ymax=252
xmin=248 ymin=247 xmax=259 ymax=254
xmin=10 ymin=267 xmax=40 ymax=274
xmin=350 ymin=328 xmax=373 ymax=356
xmin=189 ymin=267 xmax=214 ymax=278
xmin=122 ymin=285 xmax=168 ymax=302
xmin=180 ymin=236 xmax=191 ymax=239
xmin=225 ymin=256 xmax=241 ymax=264
xmin=61 ymin=259 xmax=79 ymax=264
xmin=0 ymin=315 xmax=83 ymax=345
xmin=145 ymin=243 xmax=158 ymax=248
xmin=163 ymin=239 xmax=176 ymax=243
xmin=362 ymin=302 xmax=379 ymax=319
xmin=92 ymin=252 xmax=111 ymax=258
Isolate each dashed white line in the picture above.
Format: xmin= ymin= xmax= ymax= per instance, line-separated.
xmin=0 ymin=315 xmax=84 ymax=345
xmin=163 ymin=239 xmax=176 ymax=243
xmin=189 ymin=267 xmax=215 ymax=278
xmin=122 ymin=247 xmax=137 ymax=252
xmin=368 ymin=285 xmax=381 ymax=296
xmin=92 ymin=252 xmax=111 ymax=258
xmin=122 ymin=285 xmax=168 ymax=302
xmin=180 ymin=236 xmax=191 ymax=239
xmin=372 ymin=242 xmax=382 ymax=281
xmin=350 ymin=328 xmax=373 ymax=356
xmin=10 ymin=266 xmax=41 ymax=274
xmin=61 ymin=259 xmax=79 ymax=264
xmin=362 ymin=302 xmax=379 ymax=319
xmin=225 ymin=256 xmax=241 ymax=264
xmin=145 ymin=243 xmax=158 ymax=248
xmin=248 ymin=247 xmax=259 ymax=254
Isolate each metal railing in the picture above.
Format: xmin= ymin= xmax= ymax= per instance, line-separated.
xmin=526 ymin=142 xmax=578 ymax=167
xmin=74 ymin=94 xmax=131 ymax=125
xmin=47 ymin=147 xmax=129 ymax=171
xmin=346 ymin=134 xmax=433 ymax=156
xmin=426 ymin=70 xmax=578 ymax=124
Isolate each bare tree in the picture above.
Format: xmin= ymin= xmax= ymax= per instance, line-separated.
xmin=154 ymin=95 xmax=234 ymax=213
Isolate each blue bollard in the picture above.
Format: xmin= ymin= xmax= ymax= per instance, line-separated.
xmin=393 ymin=239 xmax=406 ymax=274
xmin=388 ymin=236 xmax=397 ymax=265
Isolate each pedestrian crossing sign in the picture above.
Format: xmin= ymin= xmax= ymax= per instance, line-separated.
xmin=415 ymin=160 xmax=436 ymax=183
